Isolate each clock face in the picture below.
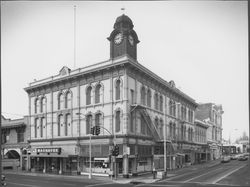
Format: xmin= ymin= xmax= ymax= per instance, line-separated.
xmin=128 ymin=35 xmax=134 ymax=46
xmin=114 ymin=33 xmax=123 ymax=44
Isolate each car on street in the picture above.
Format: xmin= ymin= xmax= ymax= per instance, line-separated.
xmin=230 ymin=154 xmax=238 ymax=160
xmin=1 ymin=175 xmax=6 ymax=186
xmin=238 ymin=154 xmax=248 ymax=161
xmin=221 ymin=155 xmax=231 ymax=163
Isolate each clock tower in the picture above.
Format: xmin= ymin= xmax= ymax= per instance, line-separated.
xmin=107 ymin=14 xmax=139 ymax=60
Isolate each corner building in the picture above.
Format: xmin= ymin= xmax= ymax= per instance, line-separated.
xmin=24 ymin=14 xmax=198 ymax=177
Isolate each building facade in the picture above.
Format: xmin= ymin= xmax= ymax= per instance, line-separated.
xmin=195 ymin=103 xmax=223 ymax=160
xmin=193 ymin=119 xmax=209 ymax=164
xmin=1 ymin=115 xmax=30 ymax=170
xmin=24 ymin=14 xmax=198 ymax=177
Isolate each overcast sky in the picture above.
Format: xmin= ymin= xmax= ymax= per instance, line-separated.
xmin=1 ymin=1 xmax=248 ymax=142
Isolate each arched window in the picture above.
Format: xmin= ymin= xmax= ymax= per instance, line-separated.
xmin=58 ymin=115 xmax=63 ymax=136
xmin=115 ymin=79 xmax=121 ymax=100
xmin=115 ymin=111 xmax=121 ymax=132
xmin=95 ymin=84 xmax=101 ymax=104
xmin=40 ymin=117 xmax=45 ymax=138
xmin=65 ymin=114 xmax=71 ymax=136
xmin=58 ymin=93 xmax=64 ymax=110
xmin=86 ymin=86 xmax=92 ymax=105
xmin=154 ymin=118 xmax=159 ymax=134
xmin=183 ymin=125 xmax=186 ymax=140
xmin=147 ymin=89 xmax=151 ymax=107
xmin=65 ymin=91 xmax=72 ymax=109
xmin=95 ymin=113 xmax=101 ymax=127
xmin=35 ymin=98 xmax=39 ymax=114
xmin=141 ymin=114 xmax=146 ymax=134
xmin=159 ymin=119 xmax=163 ymax=138
xmin=34 ymin=118 xmax=38 ymax=138
xmin=141 ymin=86 xmax=146 ymax=105
xmin=159 ymin=95 xmax=163 ymax=112
xmin=154 ymin=93 xmax=158 ymax=110
xmin=86 ymin=115 xmax=92 ymax=134
xmin=169 ymin=100 xmax=176 ymax=116
xmin=173 ymin=123 xmax=176 ymax=140
xmin=181 ymin=125 xmax=184 ymax=140
xmin=41 ymin=97 xmax=46 ymax=113
xmin=169 ymin=122 xmax=172 ymax=139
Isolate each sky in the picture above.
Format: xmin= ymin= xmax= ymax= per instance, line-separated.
xmin=1 ymin=1 xmax=248 ymax=142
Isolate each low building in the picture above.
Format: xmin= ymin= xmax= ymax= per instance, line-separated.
xmin=1 ymin=115 xmax=30 ymax=170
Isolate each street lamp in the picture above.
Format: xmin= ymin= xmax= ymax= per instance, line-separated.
xmin=76 ymin=112 xmax=92 ymax=179
xmin=164 ymin=102 xmax=180 ymax=174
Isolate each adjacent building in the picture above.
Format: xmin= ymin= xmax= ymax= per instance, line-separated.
xmin=24 ymin=14 xmax=200 ymax=177
xmin=1 ymin=115 xmax=30 ymax=170
xmin=195 ymin=103 xmax=223 ymax=160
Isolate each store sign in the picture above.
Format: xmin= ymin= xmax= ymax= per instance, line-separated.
xmin=36 ymin=148 xmax=61 ymax=154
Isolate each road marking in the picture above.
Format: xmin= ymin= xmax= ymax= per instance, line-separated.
xmin=183 ymin=167 xmax=222 ymax=182
xmin=7 ymin=182 xmax=40 ymax=187
xmin=136 ymin=184 xmax=179 ymax=187
xmin=211 ymin=164 xmax=246 ymax=184
xmin=160 ymin=172 xmax=193 ymax=182
xmin=85 ymin=182 xmax=115 ymax=187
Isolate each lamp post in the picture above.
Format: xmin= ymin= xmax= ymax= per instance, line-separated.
xmin=76 ymin=112 xmax=92 ymax=179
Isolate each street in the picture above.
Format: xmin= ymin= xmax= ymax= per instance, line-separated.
xmin=4 ymin=160 xmax=249 ymax=187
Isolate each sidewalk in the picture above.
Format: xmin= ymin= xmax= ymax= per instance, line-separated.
xmin=3 ymin=159 xmax=221 ymax=185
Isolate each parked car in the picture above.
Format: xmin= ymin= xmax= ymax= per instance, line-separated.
xmin=1 ymin=175 xmax=6 ymax=186
xmin=221 ymin=155 xmax=230 ymax=163
xmin=238 ymin=154 xmax=248 ymax=161
xmin=243 ymin=152 xmax=249 ymax=158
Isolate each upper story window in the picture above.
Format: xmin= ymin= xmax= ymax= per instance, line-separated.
xmin=115 ymin=79 xmax=121 ymax=100
xmin=41 ymin=97 xmax=46 ymax=113
xmin=181 ymin=106 xmax=186 ymax=121
xmin=65 ymin=113 xmax=71 ymax=136
xmin=86 ymin=86 xmax=92 ymax=105
xmin=140 ymin=114 xmax=146 ymax=135
xmin=86 ymin=114 xmax=92 ymax=134
xmin=17 ymin=128 xmax=25 ymax=143
xmin=141 ymin=86 xmax=146 ymax=105
xmin=115 ymin=110 xmax=121 ymax=132
xmin=147 ymin=89 xmax=151 ymax=107
xmin=34 ymin=118 xmax=38 ymax=138
xmin=58 ymin=93 xmax=64 ymax=110
xmin=40 ymin=117 xmax=45 ymax=138
xmin=95 ymin=84 xmax=101 ymax=104
xmin=34 ymin=98 xmax=39 ymax=114
xmin=65 ymin=91 xmax=72 ymax=109
xmin=2 ymin=130 xmax=10 ymax=144
xmin=188 ymin=110 xmax=193 ymax=123
xmin=154 ymin=93 xmax=158 ymax=110
xmin=95 ymin=113 xmax=101 ymax=127
xmin=159 ymin=95 xmax=163 ymax=112
xmin=58 ymin=114 xmax=63 ymax=136
xmin=159 ymin=119 xmax=163 ymax=138
xmin=169 ymin=100 xmax=176 ymax=117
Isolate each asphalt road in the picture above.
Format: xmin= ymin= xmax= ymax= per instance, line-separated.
xmin=4 ymin=159 xmax=249 ymax=187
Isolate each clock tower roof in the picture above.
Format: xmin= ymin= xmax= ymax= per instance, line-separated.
xmin=114 ymin=14 xmax=134 ymax=30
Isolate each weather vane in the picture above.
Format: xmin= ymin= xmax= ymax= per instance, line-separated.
xmin=121 ymin=7 xmax=125 ymax=14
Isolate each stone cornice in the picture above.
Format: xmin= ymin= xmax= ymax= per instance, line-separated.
xmin=24 ymin=55 xmax=198 ymax=108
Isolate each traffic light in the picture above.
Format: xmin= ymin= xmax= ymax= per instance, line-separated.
xmin=112 ymin=145 xmax=119 ymax=156
xmin=91 ymin=126 xmax=95 ymax=135
xmin=95 ymin=126 xmax=100 ymax=135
